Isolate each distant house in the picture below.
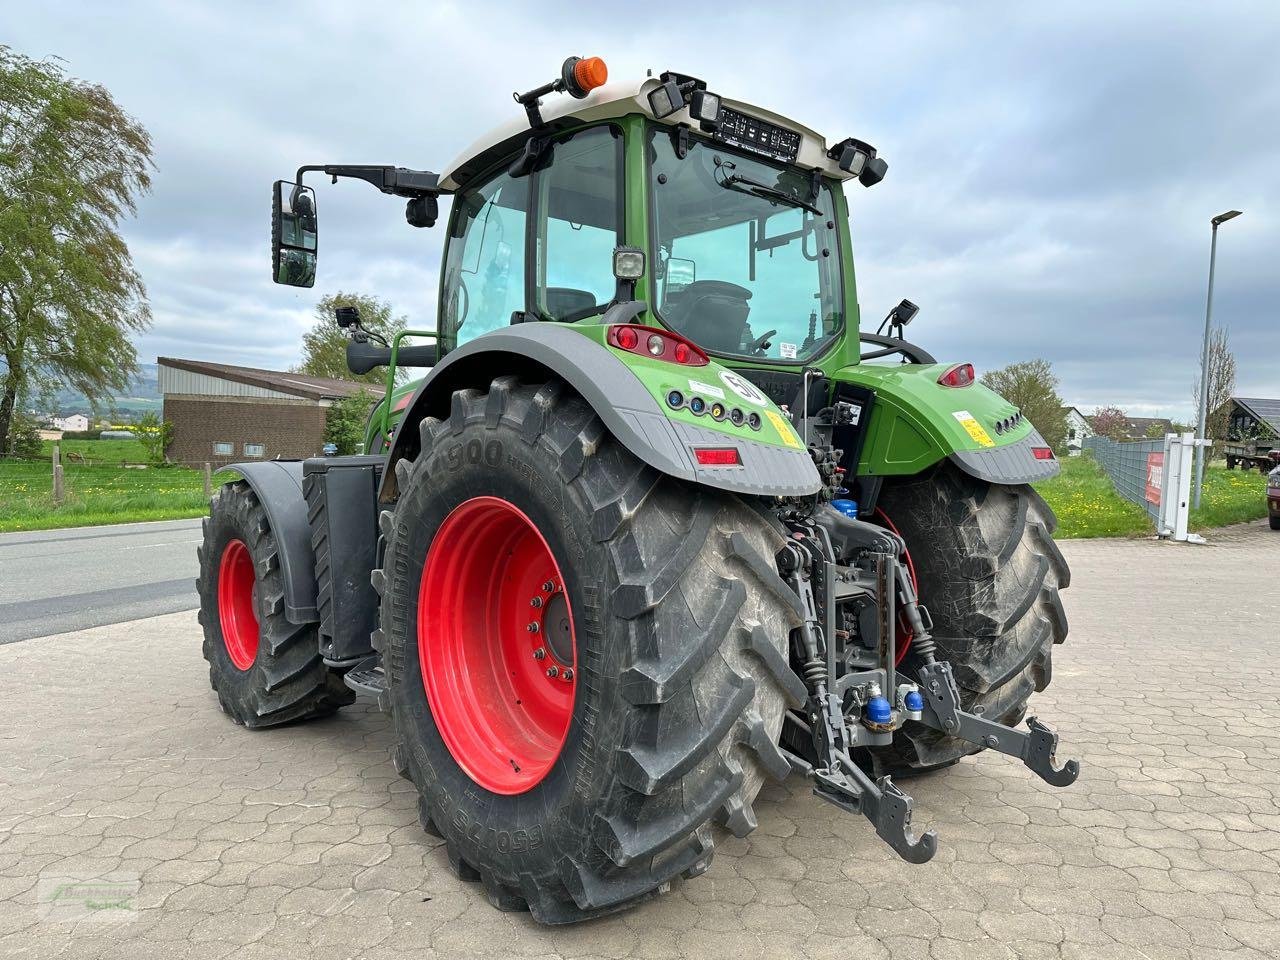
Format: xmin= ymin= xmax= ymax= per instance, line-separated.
xmin=1062 ymin=407 xmax=1093 ymax=456
xmin=53 ymin=414 xmax=90 ymax=432
xmin=1085 ymin=413 xmax=1175 ymax=441
xmin=1218 ymin=397 xmax=1280 ymax=441
xmin=159 ymin=358 xmax=384 ymax=467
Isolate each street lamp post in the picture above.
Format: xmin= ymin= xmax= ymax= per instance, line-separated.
xmin=1194 ymin=209 xmax=1242 ymax=509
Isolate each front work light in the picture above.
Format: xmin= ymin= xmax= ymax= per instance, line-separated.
xmin=647 ymin=79 xmax=684 ymax=119
xmin=612 ymin=245 xmax=646 ymax=281
xmin=828 ymin=137 xmax=889 ymax=187
xmin=689 ymin=89 xmax=721 ymax=126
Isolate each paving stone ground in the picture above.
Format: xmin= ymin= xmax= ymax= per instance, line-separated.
xmin=1 ymin=520 xmax=1277 ymax=959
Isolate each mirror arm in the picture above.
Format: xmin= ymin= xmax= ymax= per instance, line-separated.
xmin=294 ymin=164 xmax=444 ymax=199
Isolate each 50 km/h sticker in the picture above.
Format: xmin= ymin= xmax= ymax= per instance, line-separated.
xmin=952 ymin=410 xmax=995 ymax=448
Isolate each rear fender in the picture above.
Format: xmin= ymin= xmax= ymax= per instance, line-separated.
xmin=379 ymin=324 xmax=821 ymax=502
xmin=221 ymin=460 xmax=317 ymax=624
xmin=835 ymin=363 xmax=1060 ymax=485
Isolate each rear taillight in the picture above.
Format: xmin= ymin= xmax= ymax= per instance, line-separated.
xmin=607 ymin=324 xmax=709 ymax=366
xmin=937 ymin=363 xmax=975 ymax=387
xmin=694 ymin=447 xmax=742 ymax=466
xmin=1032 ymin=447 xmax=1055 ymax=460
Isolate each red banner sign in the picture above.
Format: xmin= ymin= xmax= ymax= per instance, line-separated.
xmin=1145 ymin=452 xmax=1164 ymax=505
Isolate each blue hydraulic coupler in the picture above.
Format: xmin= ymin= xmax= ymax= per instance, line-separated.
xmin=832 ymin=498 xmax=859 ymax=519
xmin=904 ymin=689 xmax=924 ymax=713
xmin=865 ymin=695 xmax=892 ymax=725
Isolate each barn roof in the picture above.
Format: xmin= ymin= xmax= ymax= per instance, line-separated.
xmin=1232 ymin=397 xmax=1280 ymax=437
xmin=158 ymin=357 xmax=384 ymax=402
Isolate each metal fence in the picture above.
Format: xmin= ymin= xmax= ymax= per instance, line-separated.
xmin=1081 ymin=435 xmax=1164 ymax=526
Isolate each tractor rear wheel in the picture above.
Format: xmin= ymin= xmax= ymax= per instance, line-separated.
xmin=375 ymin=378 xmax=798 ymax=923
xmin=868 ymin=463 xmax=1070 ymax=774
xmin=197 ymin=480 xmax=354 ymax=727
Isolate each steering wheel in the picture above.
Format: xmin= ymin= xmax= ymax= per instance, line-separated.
xmin=746 ymin=329 xmax=777 ymax=355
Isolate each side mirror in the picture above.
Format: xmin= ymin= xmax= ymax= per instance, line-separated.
xmin=272 ymin=180 xmax=318 ymax=287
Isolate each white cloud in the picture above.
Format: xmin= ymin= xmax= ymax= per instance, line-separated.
xmin=9 ymin=0 xmax=1279 ymax=418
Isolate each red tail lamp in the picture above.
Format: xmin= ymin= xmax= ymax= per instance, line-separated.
xmin=694 ymin=448 xmax=742 ymax=466
xmin=607 ymin=324 xmax=709 ymax=366
xmin=1032 ymin=447 xmax=1056 ymax=460
xmin=937 ymin=363 xmax=975 ymax=388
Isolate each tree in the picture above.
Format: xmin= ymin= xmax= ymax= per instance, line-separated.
xmin=1191 ymin=325 xmax=1236 ymax=453
xmin=296 ymin=292 xmax=407 ymax=385
xmin=978 ymin=359 xmax=1069 ymax=452
xmin=133 ymin=411 xmax=172 ymax=464
xmin=325 ymin=390 xmax=377 ymax=455
xmin=0 ymin=47 xmax=153 ymax=454
xmin=1091 ymin=406 xmax=1129 ymax=441
xmin=7 ymin=410 xmax=41 ymax=458
xmin=1144 ymin=421 xmax=1167 ymax=439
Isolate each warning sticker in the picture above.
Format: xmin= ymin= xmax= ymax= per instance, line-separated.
xmin=779 ymin=341 xmax=798 ymax=360
xmin=765 ymin=409 xmax=803 ymax=449
xmin=952 ymin=410 xmax=995 ymax=447
xmin=688 ymin=379 xmax=725 ymax=400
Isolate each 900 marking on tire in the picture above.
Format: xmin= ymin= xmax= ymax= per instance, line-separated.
xmin=375 ymin=377 xmax=800 ymax=923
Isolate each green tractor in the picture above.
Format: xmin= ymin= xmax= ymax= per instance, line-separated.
xmin=198 ymin=56 xmax=1075 ymax=923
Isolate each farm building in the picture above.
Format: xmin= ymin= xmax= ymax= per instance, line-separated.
xmin=158 ymin=357 xmax=384 ymax=467
xmin=52 ymin=414 xmax=90 ymax=432
xmin=1218 ymin=396 xmax=1280 ymax=441
xmin=1061 ymin=406 xmax=1093 ymax=455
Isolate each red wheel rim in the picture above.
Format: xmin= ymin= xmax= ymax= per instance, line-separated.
xmin=418 ymin=496 xmax=577 ymax=795
xmin=872 ymin=508 xmax=917 ymax=666
xmin=218 ymin=538 xmax=259 ymax=671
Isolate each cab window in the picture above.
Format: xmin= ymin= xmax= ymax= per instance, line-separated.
xmin=535 ymin=125 xmax=622 ymax=321
xmin=440 ymin=171 xmax=529 ymax=350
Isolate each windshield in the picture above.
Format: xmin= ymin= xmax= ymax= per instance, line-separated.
xmin=648 ymin=125 xmax=844 ymax=363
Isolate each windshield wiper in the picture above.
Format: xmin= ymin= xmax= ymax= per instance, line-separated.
xmin=719 ymin=171 xmax=823 ymax=216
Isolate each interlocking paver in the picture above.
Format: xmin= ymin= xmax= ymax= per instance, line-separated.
xmin=1 ymin=519 xmax=1277 ymax=959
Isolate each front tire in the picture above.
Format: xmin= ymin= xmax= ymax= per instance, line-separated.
xmin=197 ymin=480 xmax=354 ymax=727
xmin=375 ymin=378 xmax=799 ymax=923
xmin=870 ymin=463 xmax=1070 ymax=773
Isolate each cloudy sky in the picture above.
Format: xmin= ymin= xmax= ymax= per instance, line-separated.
xmin=11 ymin=1 xmax=1279 ymax=419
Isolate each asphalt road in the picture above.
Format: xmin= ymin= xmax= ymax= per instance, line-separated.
xmin=0 ymin=519 xmax=201 ymax=644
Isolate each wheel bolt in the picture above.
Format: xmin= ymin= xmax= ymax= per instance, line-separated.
xmin=562 ymin=668 xmax=574 ymax=681
xmin=526 ymin=622 xmax=540 ymax=633
xmin=546 ymin=666 xmax=559 ymax=678
xmin=533 ymin=648 xmax=546 ymax=660
xmin=530 ymin=597 xmax=543 ymax=608
xmin=542 ymin=580 xmax=555 ymax=592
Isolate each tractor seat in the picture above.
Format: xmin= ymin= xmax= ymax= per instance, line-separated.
xmin=664 ymin=280 xmax=752 ymax=354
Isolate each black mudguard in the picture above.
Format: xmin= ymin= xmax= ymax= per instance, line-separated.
xmin=379 ymin=323 xmax=821 ymax=502
xmin=222 ymin=460 xmax=318 ymax=625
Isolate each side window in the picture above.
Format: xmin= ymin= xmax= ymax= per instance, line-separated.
xmin=536 ymin=126 xmax=621 ymax=321
xmin=440 ymin=171 xmax=529 ymax=349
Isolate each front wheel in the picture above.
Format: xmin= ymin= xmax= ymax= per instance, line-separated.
xmin=868 ymin=463 xmax=1070 ymax=773
xmin=375 ymin=378 xmax=799 ymax=923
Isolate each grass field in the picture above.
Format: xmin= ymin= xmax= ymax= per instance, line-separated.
xmin=1034 ymin=454 xmax=1269 ymax=538
xmin=0 ymin=454 xmax=235 ymax=532
xmin=1 ymin=441 xmax=1270 ymax=536
xmin=40 ymin=437 xmax=150 ymax=464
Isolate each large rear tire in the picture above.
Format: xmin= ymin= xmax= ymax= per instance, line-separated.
xmin=375 ymin=378 xmax=799 ymax=923
xmin=869 ymin=463 xmax=1070 ymax=773
xmin=197 ymin=480 xmax=355 ymax=727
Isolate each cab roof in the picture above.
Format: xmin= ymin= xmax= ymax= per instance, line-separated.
xmin=438 ymin=75 xmax=855 ymax=191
